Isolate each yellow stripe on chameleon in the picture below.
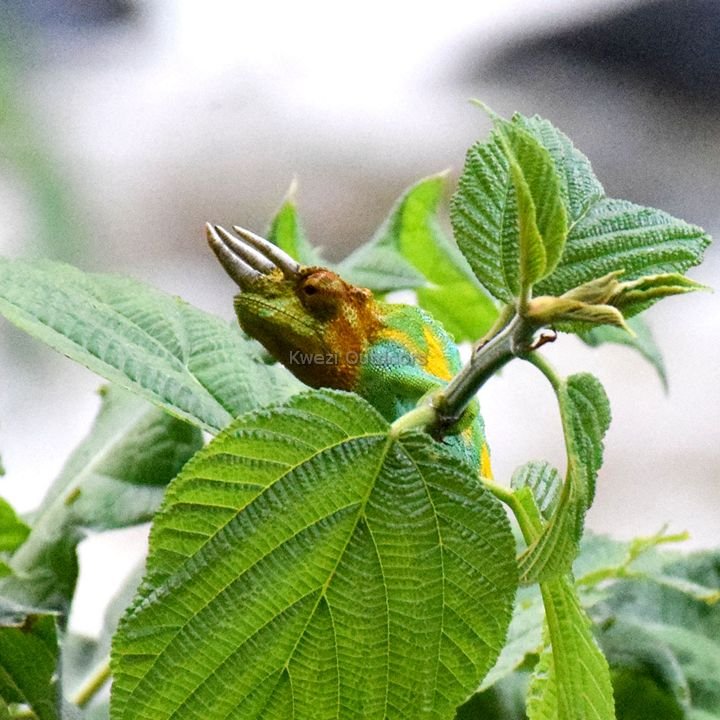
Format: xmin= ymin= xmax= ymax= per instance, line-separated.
xmin=380 ymin=327 xmax=421 ymax=356
xmin=422 ymin=326 xmax=453 ymax=381
xmin=480 ymin=443 xmax=493 ymax=480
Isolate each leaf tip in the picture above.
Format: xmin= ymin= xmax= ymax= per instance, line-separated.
xmin=283 ymin=176 xmax=300 ymax=205
xmin=469 ymin=98 xmax=502 ymax=123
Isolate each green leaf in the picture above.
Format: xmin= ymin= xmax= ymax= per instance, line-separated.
xmin=526 ymin=576 xmax=615 ymax=720
xmin=397 ymin=175 xmax=499 ymax=339
xmin=536 ymin=197 xmax=710 ymax=299
xmin=453 ymin=110 xmax=710 ymax=316
xmin=40 ymin=386 xmax=202 ymax=530
xmin=0 ymin=500 xmax=29 ymax=554
xmin=337 ymin=178 xmax=431 ymax=291
xmin=0 ymin=258 xmax=302 ymax=434
xmin=0 ymin=600 xmax=59 ymax=720
xmin=495 ymin=121 xmax=568 ymax=294
xmin=450 ymin=118 xmax=568 ymax=303
xmin=267 ymin=184 xmax=323 ymax=265
xmin=597 ymin=619 xmax=690 ymax=719
xmin=450 ymin=133 xmax=518 ymax=304
xmin=514 ymin=112 xmax=710 ymax=305
xmin=0 ymin=386 xmax=201 ymax=612
xmin=580 ymin=316 xmax=668 ymax=390
xmin=561 ymin=374 xmax=611 ymax=508
xmin=611 ymin=272 xmax=707 ymax=318
xmin=338 ymin=245 xmax=425 ymax=293
xmin=479 ymin=586 xmax=545 ymax=691
xmin=111 ymin=389 xmax=517 ymax=720
xmin=339 ymin=175 xmax=498 ymax=339
xmin=519 ymin=373 xmax=611 ymax=584
xmin=511 ymin=461 xmax=561 ymax=522
xmin=595 ymin=550 xmax=720 ymax=716
xmin=512 ymin=113 xmax=604 ymax=223
xmin=478 ymin=535 xmax=719 ymax=720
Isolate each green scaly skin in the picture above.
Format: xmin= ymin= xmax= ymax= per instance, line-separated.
xmin=357 ymin=303 xmax=488 ymax=473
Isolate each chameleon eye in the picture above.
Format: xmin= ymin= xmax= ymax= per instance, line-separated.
xmin=303 ymin=284 xmax=318 ymax=296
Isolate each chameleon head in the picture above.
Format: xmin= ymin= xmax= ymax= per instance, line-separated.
xmin=206 ymin=223 xmax=381 ymax=389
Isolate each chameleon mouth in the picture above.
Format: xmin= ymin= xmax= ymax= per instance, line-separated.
xmin=235 ymin=296 xmax=321 ymax=339
xmin=205 ymin=223 xmax=300 ymax=289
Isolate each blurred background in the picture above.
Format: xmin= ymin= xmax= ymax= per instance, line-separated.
xmin=0 ymin=0 xmax=717 ymax=636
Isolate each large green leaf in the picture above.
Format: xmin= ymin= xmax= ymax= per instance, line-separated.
xmin=111 ymin=390 xmax=517 ymax=720
xmin=526 ymin=576 xmax=615 ymax=720
xmin=451 ymin=111 xmax=709 ymax=313
xmin=0 ymin=600 xmax=59 ymax=720
xmin=1 ymin=386 xmax=201 ymax=612
xmin=0 ymin=258 xmax=302 ymax=433
xmin=518 ymin=373 xmax=611 ymax=584
xmin=338 ymin=175 xmax=498 ymax=340
xmin=535 ymin=197 xmax=710 ymax=299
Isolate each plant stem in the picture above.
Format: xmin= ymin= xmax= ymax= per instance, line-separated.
xmin=436 ymin=312 xmax=535 ymax=430
xmin=525 ymin=351 xmax=562 ymax=391
xmin=390 ymin=312 xmax=535 ymax=437
xmin=71 ymin=658 xmax=111 ymax=708
xmin=391 ymin=312 xmax=536 ymax=437
xmin=481 ymin=479 xmax=541 ymax=542
xmin=389 ymin=404 xmax=437 ymax=438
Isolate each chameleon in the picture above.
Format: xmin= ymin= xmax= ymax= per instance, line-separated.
xmin=206 ymin=222 xmax=492 ymax=477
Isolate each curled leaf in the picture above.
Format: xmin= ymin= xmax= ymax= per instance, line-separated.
xmin=526 ymin=296 xmax=630 ymax=333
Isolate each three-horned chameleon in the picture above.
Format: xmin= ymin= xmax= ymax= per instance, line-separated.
xmin=206 ymin=223 xmax=491 ymax=476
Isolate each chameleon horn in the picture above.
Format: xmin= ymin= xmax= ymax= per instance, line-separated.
xmin=211 ymin=224 xmax=276 ymax=273
xmin=206 ymin=223 xmax=262 ymax=289
xmin=232 ymin=225 xmax=300 ymax=279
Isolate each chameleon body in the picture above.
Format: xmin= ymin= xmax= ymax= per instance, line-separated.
xmin=206 ymin=223 xmax=491 ymax=476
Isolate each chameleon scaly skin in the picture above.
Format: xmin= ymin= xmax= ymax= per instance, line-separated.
xmin=206 ymin=223 xmax=491 ymax=476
